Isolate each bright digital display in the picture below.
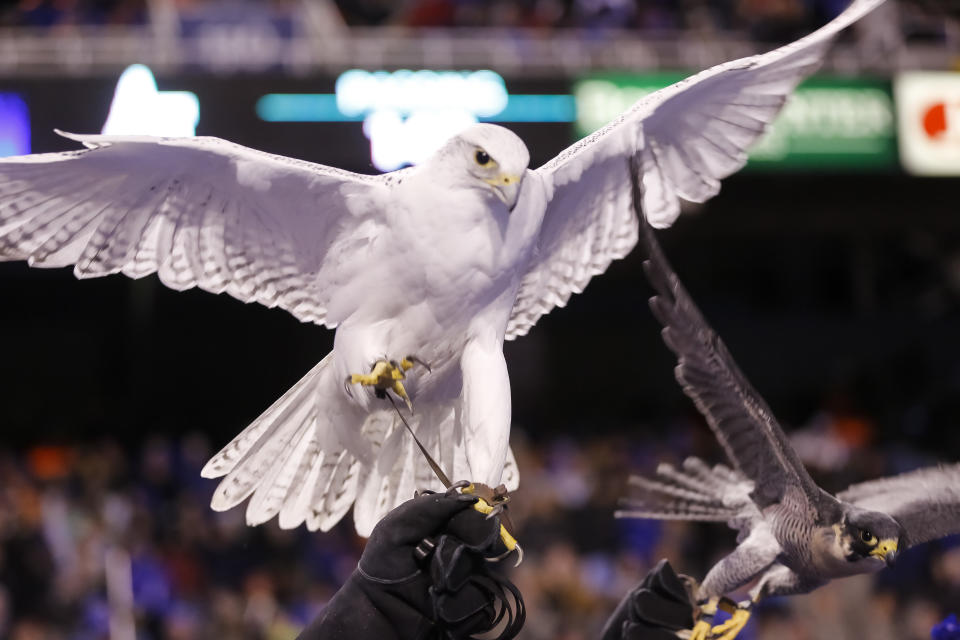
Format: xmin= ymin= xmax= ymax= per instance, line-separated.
xmin=0 ymin=93 xmax=30 ymax=157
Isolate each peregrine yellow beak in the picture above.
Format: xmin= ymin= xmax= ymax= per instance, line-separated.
xmin=870 ymin=538 xmax=899 ymax=566
xmin=483 ymin=174 xmax=522 ymax=211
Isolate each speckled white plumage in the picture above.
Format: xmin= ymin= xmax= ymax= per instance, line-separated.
xmin=0 ymin=0 xmax=884 ymax=536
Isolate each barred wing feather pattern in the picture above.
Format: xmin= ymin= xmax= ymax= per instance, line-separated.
xmin=0 ymin=132 xmax=389 ymax=326
xmin=506 ymin=153 xmax=637 ymax=339
xmin=635 ymin=162 xmax=825 ymax=513
xmin=505 ymin=0 xmax=885 ymax=340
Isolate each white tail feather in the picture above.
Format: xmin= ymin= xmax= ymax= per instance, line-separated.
xmin=277 ymin=433 xmax=324 ymax=529
xmin=202 ymin=355 xmax=522 ymax=537
xmin=313 ymin=453 xmax=361 ymax=532
xmin=245 ymin=410 xmax=317 ymax=526
xmin=209 ymin=376 xmax=317 ymax=512
xmin=201 ymin=356 xmax=330 ymax=479
xmin=205 ymin=354 xmax=368 ymax=534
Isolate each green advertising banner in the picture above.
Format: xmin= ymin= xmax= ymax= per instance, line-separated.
xmin=574 ymin=74 xmax=897 ymax=169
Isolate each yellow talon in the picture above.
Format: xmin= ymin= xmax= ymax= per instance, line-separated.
xmin=460 ymin=484 xmax=521 ymax=565
xmin=711 ymin=607 xmax=751 ymax=640
xmin=686 ymin=597 xmax=719 ymax=640
xmin=348 ymin=358 xmax=428 ymax=412
xmin=688 ymin=620 xmax=713 ymax=640
xmin=472 ymin=496 xmax=517 ymax=551
xmin=350 ymin=360 xmax=394 ymax=386
xmin=471 ymin=498 xmax=518 ymax=549
xmin=716 ymin=598 xmax=738 ymax=615
xmin=497 ymin=522 xmax=519 ymax=552
xmin=389 ymin=380 xmax=412 ymax=410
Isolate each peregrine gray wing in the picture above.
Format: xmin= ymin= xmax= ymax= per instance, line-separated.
xmin=634 ymin=165 xmax=828 ymax=515
xmin=837 ymin=464 xmax=960 ymax=548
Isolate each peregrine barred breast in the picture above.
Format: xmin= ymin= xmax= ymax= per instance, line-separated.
xmin=619 ymin=162 xmax=960 ymax=640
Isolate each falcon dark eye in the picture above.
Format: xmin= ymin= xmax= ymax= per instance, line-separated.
xmin=860 ymin=530 xmax=875 ymax=544
xmin=475 ymin=150 xmax=491 ymax=166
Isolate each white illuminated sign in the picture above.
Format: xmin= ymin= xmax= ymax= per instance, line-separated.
xmin=337 ymin=69 xmax=509 ymax=171
xmin=364 ymin=109 xmax=477 ymax=172
xmin=102 ymin=64 xmax=200 ymax=137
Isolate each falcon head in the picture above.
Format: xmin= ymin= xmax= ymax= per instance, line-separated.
xmin=839 ymin=507 xmax=903 ymax=568
xmin=440 ymin=124 xmax=529 ymax=211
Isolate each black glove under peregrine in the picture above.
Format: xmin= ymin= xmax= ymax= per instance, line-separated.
xmin=298 ymin=489 xmax=524 ymax=640
xmin=599 ymin=559 xmax=697 ymax=640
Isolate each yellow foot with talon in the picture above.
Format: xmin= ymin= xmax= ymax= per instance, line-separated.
xmin=711 ymin=606 xmax=751 ymax=640
xmin=347 ymin=356 xmax=429 ymax=411
xmin=460 ymin=482 xmax=522 ymax=566
xmin=688 ymin=620 xmax=713 ymax=640
xmin=686 ymin=596 xmax=719 ymax=640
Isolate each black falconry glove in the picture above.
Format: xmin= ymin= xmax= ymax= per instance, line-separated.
xmin=599 ymin=559 xmax=697 ymax=640
xmin=298 ymin=490 xmax=525 ymax=640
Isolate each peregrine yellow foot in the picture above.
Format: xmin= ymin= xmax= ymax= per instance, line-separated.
xmin=686 ymin=597 xmax=718 ymax=640
xmin=711 ymin=603 xmax=751 ymax=640
xmin=688 ymin=620 xmax=713 ymax=640
xmin=347 ymin=356 xmax=430 ymax=411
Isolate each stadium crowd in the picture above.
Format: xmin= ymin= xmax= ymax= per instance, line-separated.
xmin=0 ymin=0 xmax=922 ymax=40
xmin=0 ymin=0 xmax=949 ymax=61
xmin=0 ymin=0 xmax=149 ymax=26
xmin=0 ymin=397 xmax=956 ymax=640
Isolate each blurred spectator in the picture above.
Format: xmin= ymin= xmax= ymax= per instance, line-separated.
xmin=0 ymin=406 xmax=954 ymax=639
xmin=0 ymin=0 xmax=948 ymax=44
xmin=0 ymin=0 xmax=148 ymax=27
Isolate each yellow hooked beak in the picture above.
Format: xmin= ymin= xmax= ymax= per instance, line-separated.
xmin=483 ymin=174 xmax=522 ymax=211
xmin=870 ymin=538 xmax=899 ymax=566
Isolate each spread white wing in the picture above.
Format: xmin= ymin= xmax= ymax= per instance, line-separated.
xmin=505 ymin=0 xmax=884 ymax=340
xmin=0 ymin=132 xmax=391 ymax=326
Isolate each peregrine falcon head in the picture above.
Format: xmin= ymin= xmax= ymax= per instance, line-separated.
xmin=840 ymin=508 xmax=903 ymax=567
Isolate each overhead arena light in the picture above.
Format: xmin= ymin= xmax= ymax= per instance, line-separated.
xmin=102 ymin=64 xmax=200 ymax=137
xmin=256 ymin=69 xmax=575 ymax=171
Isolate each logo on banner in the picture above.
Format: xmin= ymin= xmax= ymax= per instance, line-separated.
xmin=895 ymin=72 xmax=960 ymax=176
xmin=921 ymin=101 xmax=960 ymax=140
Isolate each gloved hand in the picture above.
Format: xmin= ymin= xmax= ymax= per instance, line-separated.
xmin=298 ymin=490 xmax=524 ymax=640
xmin=599 ymin=559 xmax=696 ymax=640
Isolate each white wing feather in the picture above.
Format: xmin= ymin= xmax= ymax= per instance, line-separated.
xmin=0 ymin=132 xmax=390 ymax=326
xmin=506 ymin=0 xmax=884 ymax=340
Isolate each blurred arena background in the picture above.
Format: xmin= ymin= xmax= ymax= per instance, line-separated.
xmin=0 ymin=1 xmax=960 ymax=638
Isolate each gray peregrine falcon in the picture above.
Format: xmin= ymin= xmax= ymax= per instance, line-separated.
xmin=618 ymin=164 xmax=960 ymax=640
